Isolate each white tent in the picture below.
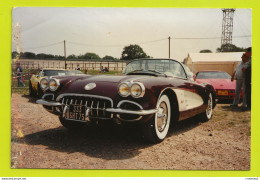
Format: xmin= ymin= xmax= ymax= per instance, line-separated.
xmin=185 ymin=52 xmax=243 ymax=75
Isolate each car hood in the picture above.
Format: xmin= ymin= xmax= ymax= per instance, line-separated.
xmin=195 ymin=79 xmax=236 ymax=90
xmin=57 ymin=75 xmax=156 ymax=98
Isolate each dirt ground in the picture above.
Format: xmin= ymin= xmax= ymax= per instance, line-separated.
xmin=11 ymin=93 xmax=251 ymax=170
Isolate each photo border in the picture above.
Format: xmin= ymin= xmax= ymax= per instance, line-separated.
xmin=1 ymin=0 xmax=259 ymax=177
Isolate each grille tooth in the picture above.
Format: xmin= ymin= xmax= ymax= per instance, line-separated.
xmin=97 ymin=101 xmax=99 ymax=116
xmin=103 ymin=102 xmax=106 ymax=116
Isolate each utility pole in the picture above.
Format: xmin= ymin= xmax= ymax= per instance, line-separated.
xmin=64 ymin=40 xmax=67 ymax=69
xmin=168 ymin=36 xmax=171 ymax=58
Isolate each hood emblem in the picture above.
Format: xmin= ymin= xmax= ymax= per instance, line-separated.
xmin=84 ymin=83 xmax=96 ymax=90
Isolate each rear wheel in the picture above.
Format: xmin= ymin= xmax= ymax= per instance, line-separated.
xmin=143 ymin=94 xmax=171 ymax=143
xmin=201 ymin=93 xmax=213 ymax=121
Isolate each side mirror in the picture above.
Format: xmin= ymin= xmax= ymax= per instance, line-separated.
xmin=187 ymin=72 xmax=195 ymax=81
xmin=193 ymin=75 xmax=196 ymax=81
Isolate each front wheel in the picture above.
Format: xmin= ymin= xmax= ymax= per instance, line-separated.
xmin=29 ymin=81 xmax=36 ymax=97
xmin=143 ymin=94 xmax=171 ymax=143
xmin=59 ymin=117 xmax=86 ymax=130
xmin=37 ymin=84 xmax=44 ymax=98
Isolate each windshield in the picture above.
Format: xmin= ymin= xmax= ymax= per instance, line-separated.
xmin=42 ymin=70 xmax=70 ymax=76
xmin=123 ymin=59 xmax=187 ymax=79
xmin=196 ymin=71 xmax=231 ymax=79
xmin=69 ymin=70 xmax=83 ymax=75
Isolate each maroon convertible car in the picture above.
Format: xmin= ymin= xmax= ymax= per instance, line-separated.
xmin=37 ymin=59 xmax=216 ymax=143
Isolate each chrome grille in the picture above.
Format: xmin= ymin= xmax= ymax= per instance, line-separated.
xmin=57 ymin=94 xmax=113 ymax=119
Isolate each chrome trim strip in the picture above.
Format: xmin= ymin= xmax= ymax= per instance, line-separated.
xmin=42 ymin=93 xmax=55 ymax=100
xmin=106 ymin=108 xmax=157 ymax=115
xmin=56 ymin=93 xmax=113 ymax=107
xmin=36 ymin=99 xmax=61 ymax=106
xmin=116 ymin=114 xmax=142 ymax=122
xmin=117 ymin=100 xmax=143 ymax=109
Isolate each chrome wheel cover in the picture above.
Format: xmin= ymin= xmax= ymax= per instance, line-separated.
xmin=157 ymin=102 xmax=168 ymax=132
xmin=206 ymin=93 xmax=213 ymax=119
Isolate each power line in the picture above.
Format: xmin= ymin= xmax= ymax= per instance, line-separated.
xmin=173 ymin=35 xmax=251 ymax=40
xmin=24 ymin=41 xmax=63 ymax=50
xmin=67 ymin=38 xmax=168 ymax=47
xmin=22 ymin=35 xmax=251 ymax=51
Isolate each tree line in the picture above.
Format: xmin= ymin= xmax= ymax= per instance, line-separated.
xmin=12 ymin=44 xmax=150 ymax=61
xmin=200 ymin=44 xmax=248 ymax=53
xmin=12 ymin=43 xmax=247 ymax=60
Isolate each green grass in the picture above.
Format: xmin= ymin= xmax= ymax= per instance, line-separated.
xmin=11 ymin=80 xmax=29 ymax=94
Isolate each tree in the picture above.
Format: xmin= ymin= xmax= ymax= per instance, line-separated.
xmin=216 ymin=44 xmax=246 ymax=52
xmin=12 ymin=51 xmax=19 ymax=59
xmin=200 ymin=49 xmax=212 ymax=53
xmin=67 ymin=54 xmax=78 ymax=60
xmin=21 ymin=52 xmax=36 ymax=59
xmin=83 ymin=52 xmax=101 ymax=60
xmin=121 ymin=44 xmax=149 ymax=60
xmin=103 ymin=55 xmax=117 ymax=60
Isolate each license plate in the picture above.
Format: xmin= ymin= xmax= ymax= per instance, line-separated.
xmin=68 ymin=105 xmax=86 ymax=121
xmin=218 ymin=90 xmax=228 ymax=95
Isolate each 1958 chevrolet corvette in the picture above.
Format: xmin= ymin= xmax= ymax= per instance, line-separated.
xmin=36 ymin=58 xmax=216 ymax=143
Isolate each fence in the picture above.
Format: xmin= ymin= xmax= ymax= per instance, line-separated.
xmin=13 ymin=59 xmax=127 ymax=71
xmin=11 ymin=59 xmax=128 ymax=90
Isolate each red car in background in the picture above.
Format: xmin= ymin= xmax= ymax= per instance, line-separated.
xmin=194 ymin=71 xmax=242 ymax=100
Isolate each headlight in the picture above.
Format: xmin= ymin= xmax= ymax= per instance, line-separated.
xmin=49 ymin=79 xmax=60 ymax=91
xmin=40 ymin=78 xmax=49 ymax=90
xmin=130 ymin=83 xmax=145 ymax=98
xmin=118 ymin=83 xmax=130 ymax=97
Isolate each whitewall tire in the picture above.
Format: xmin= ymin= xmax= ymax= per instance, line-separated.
xmin=143 ymin=94 xmax=171 ymax=143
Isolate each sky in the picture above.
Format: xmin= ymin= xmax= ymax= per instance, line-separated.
xmin=12 ymin=7 xmax=252 ymax=61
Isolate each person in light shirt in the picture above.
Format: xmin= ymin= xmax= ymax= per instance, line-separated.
xmin=242 ymin=47 xmax=252 ymax=110
xmin=230 ymin=53 xmax=249 ymax=109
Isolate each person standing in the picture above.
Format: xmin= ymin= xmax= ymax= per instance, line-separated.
xmin=230 ymin=53 xmax=249 ymax=109
xmin=242 ymin=47 xmax=252 ymax=110
xmin=16 ymin=63 xmax=25 ymax=87
xmin=76 ymin=64 xmax=80 ymax=70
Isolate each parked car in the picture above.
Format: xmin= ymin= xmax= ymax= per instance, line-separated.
xmin=194 ymin=70 xmax=242 ymax=100
xmin=36 ymin=59 xmax=216 ymax=143
xmin=69 ymin=70 xmax=86 ymax=75
xmin=29 ymin=68 xmax=70 ymax=97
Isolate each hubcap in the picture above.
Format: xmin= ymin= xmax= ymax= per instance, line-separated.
xmin=206 ymin=94 xmax=212 ymax=117
xmin=157 ymin=101 xmax=168 ymax=132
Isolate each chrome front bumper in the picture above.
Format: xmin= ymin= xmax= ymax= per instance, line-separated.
xmin=36 ymin=99 xmax=157 ymax=116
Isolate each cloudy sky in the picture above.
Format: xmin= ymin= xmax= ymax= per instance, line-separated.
xmin=12 ymin=7 xmax=252 ymax=61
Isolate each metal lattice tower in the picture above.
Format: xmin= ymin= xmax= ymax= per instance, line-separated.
xmin=221 ymin=8 xmax=235 ymax=52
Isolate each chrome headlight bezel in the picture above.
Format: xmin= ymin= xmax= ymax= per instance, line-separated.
xmin=49 ymin=78 xmax=60 ymax=92
xmin=130 ymin=82 xmax=145 ymax=98
xmin=118 ymin=82 xmax=130 ymax=97
xmin=118 ymin=82 xmax=145 ymax=98
xmin=40 ymin=78 xmax=49 ymax=91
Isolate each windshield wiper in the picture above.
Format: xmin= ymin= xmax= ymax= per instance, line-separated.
xmin=146 ymin=69 xmax=167 ymax=77
xmin=127 ymin=69 xmax=167 ymax=77
xmin=126 ymin=69 xmax=144 ymax=74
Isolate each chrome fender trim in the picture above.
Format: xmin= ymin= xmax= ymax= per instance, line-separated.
xmin=106 ymin=108 xmax=157 ymax=115
xmin=36 ymin=99 xmax=61 ymax=106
